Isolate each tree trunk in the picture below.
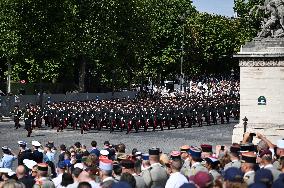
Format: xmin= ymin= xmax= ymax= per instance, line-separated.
xmin=78 ymin=55 xmax=86 ymax=92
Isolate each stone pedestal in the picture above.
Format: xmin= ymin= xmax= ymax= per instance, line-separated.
xmin=232 ymin=39 xmax=284 ymax=144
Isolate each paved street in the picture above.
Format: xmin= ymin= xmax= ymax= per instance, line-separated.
xmin=0 ymin=120 xmax=238 ymax=154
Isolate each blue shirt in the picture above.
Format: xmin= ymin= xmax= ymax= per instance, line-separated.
xmin=90 ymin=148 xmax=100 ymax=157
xmin=43 ymin=152 xmax=55 ymax=163
xmin=0 ymin=154 xmax=17 ymax=169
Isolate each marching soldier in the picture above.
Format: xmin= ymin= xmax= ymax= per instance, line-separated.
xmin=24 ymin=107 xmax=33 ymax=137
xmin=11 ymin=105 xmax=22 ymax=129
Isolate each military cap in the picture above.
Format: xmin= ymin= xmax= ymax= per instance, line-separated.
xmin=23 ymin=159 xmax=37 ymax=170
xmin=142 ymin=154 xmax=149 ymax=160
xmin=149 ymin=148 xmax=160 ymax=156
xmin=18 ymin=141 xmax=27 ymax=147
xmin=180 ymin=145 xmax=190 ymax=153
xmin=241 ymin=152 xmax=256 ymax=164
xmin=230 ymin=144 xmax=241 ymax=154
xmin=1 ymin=146 xmax=10 ymax=152
xmin=277 ymin=139 xmax=284 ymax=149
xmin=204 ymin=157 xmax=219 ymax=165
xmin=200 ymin=144 xmax=213 ymax=153
xmin=170 ymin=151 xmax=181 ymax=160
xmin=100 ymin=150 xmax=109 ymax=156
xmin=259 ymin=149 xmax=272 ymax=158
xmin=99 ymin=159 xmax=113 ymax=171
xmin=240 ymin=143 xmax=255 ymax=152
xmin=32 ymin=141 xmax=41 ymax=147
xmin=223 ymin=167 xmax=243 ymax=182
xmin=0 ymin=168 xmax=12 ymax=173
xmin=37 ymin=163 xmax=48 ymax=171
xmin=188 ymin=146 xmax=202 ymax=158
xmin=254 ymin=169 xmax=273 ymax=185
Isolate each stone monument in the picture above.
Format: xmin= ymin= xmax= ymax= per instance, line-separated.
xmin=232 ymin=0 xmax=284 ymax=143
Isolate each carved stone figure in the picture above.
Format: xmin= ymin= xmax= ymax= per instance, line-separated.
xmin=251 ymin=0 xmax=284 ymax=38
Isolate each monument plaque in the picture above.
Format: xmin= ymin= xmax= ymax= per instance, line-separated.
xmin=232 ymin=0 xmax=284 ymax=143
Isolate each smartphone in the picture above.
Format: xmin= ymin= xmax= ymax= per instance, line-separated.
xmin=250 ymin=133 xmax=256 ymax=137
xmin=221 ymin=146 xmax=225 ymax=150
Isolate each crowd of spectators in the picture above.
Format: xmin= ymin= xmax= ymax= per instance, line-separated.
xmin=1 ymin=132 xmax=284 ymax=188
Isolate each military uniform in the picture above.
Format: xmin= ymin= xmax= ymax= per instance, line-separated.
xmin=141 ymin=163 xmax=168 ymax=188
xmin=187 ymin=162 xmax=208 ymax=177
xmin=243 ymin=170 xmax=255 ymax=186
xmin=224 ymin=160 xmax=241 ymax=171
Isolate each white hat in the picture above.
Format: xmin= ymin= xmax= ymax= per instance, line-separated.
xmin=32 ymin=141 xmax=41 ymax=147
xmin=18 ymin=141 xmax=27 ymax=146
xmin=100 ymin=150 xmax=109 ymax=156
xmin=1 ymin=146 xmax=10 ymax=151
xmin=0 ymin=168 xmax=12 ymax=173
xmin=277 ymin=139 xmax=284 ymax=149
xmin=74 ymin=163 xmax=84 ymax=170
xmin=23 ymin=159 xmax=37 ymax=169
xmin=8 ymin=171 xmax=16 ymax=176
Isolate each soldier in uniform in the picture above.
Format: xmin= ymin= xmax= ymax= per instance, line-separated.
xmin=224 ymin=144 xmax=241 ymax=171
xmin=24 ymin=107 xmax=33 ymax=137
xmin=240 ymin=152 xmax=256 ymax=186
xmin=33 ymin=163 xmax=55 ymax=188
xmin=186 ymin=146 xmax=208 ymax=177
xmin=11 ymin=105 xmax=22 ymax=129
xmin=141 ymin=148 xmax=168 ymax=187
xmin=120 ymin=159 xmax=147 ymax=188
xmin=204 ymin=157 xmax=221 ymax=183
xmin=180 ymin=145 xmax=191 ymax=176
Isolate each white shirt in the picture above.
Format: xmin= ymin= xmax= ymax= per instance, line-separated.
xmin=165 ymin=172 xmax=188 ymax=188
xmin=66 ymin=182 xmax=79 ymax=188
xmin=52 ymin=173 xmax=63 ymax=188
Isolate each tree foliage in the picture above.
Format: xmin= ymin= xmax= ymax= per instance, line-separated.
xmin=0 ymin=0 xmax=264 ymax=92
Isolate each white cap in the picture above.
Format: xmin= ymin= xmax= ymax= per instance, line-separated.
xmin=18 ymin=141 xmax=27 ymax=146
xmin=277 ymin=139 xmax=284 ymax=149
xmin=74 ymin=163 xmax=84 ymax=170
xmin=8 ymin=171 xmax=16 ymax=176
xmin=0 ymin=168 xmax=12 ymax=173
xmin=32 ymin=141 xmax=41 ymax=147
xmin=23 ymin=159 xmax=37 ymax=169
xmin=100 ymin=150 xmax=109 ymax=156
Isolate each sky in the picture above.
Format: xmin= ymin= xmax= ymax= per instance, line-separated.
xmin=192 ymin=0 xmax=235 ymax=17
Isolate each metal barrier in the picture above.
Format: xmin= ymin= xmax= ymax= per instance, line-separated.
xmin=0 ymin=91 xmax=138 ymax=116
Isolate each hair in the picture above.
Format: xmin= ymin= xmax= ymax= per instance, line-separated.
xmin=120 ymin=172 xmax=136 ymax=188
xmin=113 ymin=165 xmax=122 ymax=176
xmin=91 ymin=141 xmax=97 ymax=147
xmin=171 ymin=159 xmax=183 ymax=171
xmin=132 ymin=148 xmax=138 ymax=155
xmin=101 ymin=170 xmax=112 ymax=177
xmin=117 ymin=144 xmax=126 ymax=153
xmin=224 ymin=181 xmax=247 ymax=188
xmin=61 ymin=173 xmax=74 ymax=187
xmin=46 ymin=161 xmax=56 ymax=178
xmin=280 ymin=156 xmax=284 ymax=168
xmin=134 ymin=160 xmax=142 ymax=174
xmin=262 ymin=154 xmax=272 ymax=162
xmin=78 ymin=182 xmax=92 ymax=188
xmin=219 ymin=152 xmax=231 ymax=169
xmin=74 ymin=142 xmax=81 ymax=148
xmin=60 ymin=144 xmax=66 ymax=151
xmin=72 ymin=167 xmax=83 ymax=178
xmin=3 ymin=180 xmax=25 ymax=188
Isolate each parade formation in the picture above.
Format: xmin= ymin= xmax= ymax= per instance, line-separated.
xmin=10 ymin=77 xmax=240 ymax=137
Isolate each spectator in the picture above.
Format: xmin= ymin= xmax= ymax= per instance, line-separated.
xmin=0 ymin=146 xmax=17 ymax=169
xmin=90 ymin=141 xmax=100 ymax=157
xmin=165 ymin=159 xmax=188 ymax=188
xmin=66 ymin=167 xmax=82 ymax=188
xmin=121 ymin=159 xmax=146 ymax=188
xmin=78 ymin=171 xmax=99 ymax=188
xmin=16 ymin=165 xmax=35 ymax=188
xmin=78 ymin=182 xmax=92 ymax=188
xmin=58 ymin=173 xmax=73 ymax=188
xmin=120 ymin=172 xmax=136 ymax=188
xmin=33 ymin=163 xmax=55 ymax=188
xmin=52 ymin=161 xmax=66 ymax=187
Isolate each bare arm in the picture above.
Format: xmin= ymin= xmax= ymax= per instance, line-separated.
xmin=256 ymin=133 xmax=276 ymax=149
